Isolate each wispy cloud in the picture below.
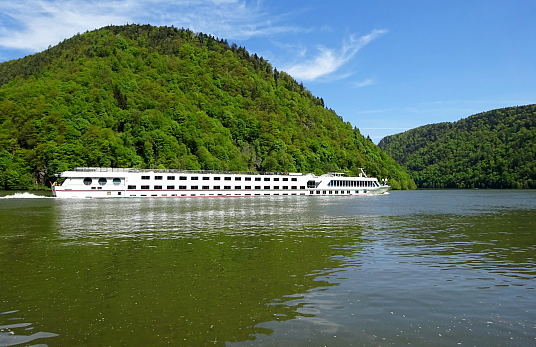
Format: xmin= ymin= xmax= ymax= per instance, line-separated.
xmin=0 ymin=0 xmax=306 ymax=54
xmin=353 ymin=78 xmax=374 ymax=88
xmin=0 ymin=0 xmax=128 ymax=51
xmin=284 ymin=29 xmax=387 ymax=81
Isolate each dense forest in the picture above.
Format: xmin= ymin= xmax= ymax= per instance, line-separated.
xmin=379 ymin=105 xmax=536 ymax=188
xmin=0 ymin=24 xmax=415 ymax=190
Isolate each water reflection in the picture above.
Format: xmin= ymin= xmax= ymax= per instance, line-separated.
xmin=231 ymin=191 xmax=536 ymax=346
xmin=0 ymin=310 xmax=58 ymax=346
xmin=38 ymin=197 xmax=363 ymax=345
xmin=1 ymin=191 xmax=535 ymax=346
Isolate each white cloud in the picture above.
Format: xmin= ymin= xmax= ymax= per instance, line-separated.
xmin=0 ymin=0 xmax=130 ymax=51
xmin=0 ymin=0 xmax=306 ymax=54
xmin=353 ymin=78 xmax=374 ymax=88
xmin=284 ymin=29 xmax=387 ymax=81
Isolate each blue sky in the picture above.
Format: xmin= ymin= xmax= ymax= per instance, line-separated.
xmin=1 ymin=0 xmax=535 ymax=142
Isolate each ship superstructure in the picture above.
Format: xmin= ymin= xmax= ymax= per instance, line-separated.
xmin=52 ymin=168 xmax=390 ymax=198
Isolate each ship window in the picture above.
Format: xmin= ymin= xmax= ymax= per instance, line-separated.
xmin=300 ymin=186 xmax=305 ymax=189
xmin=142 ymin=176 xmax=150 ymax=180
xmin=235 ymin=177 xmax=241 ymax=181
xmin=167 ymin=176 xmax=175 ymax=180
xmin=141 ymin=185 xmax=149 ymax=189
xmin=191 ymin=186 xmax=198 ymax=189
xmin=179 ymin=176 xmax=187 ymax=180
xmin=128 ymin=185 xmax=136 ymax=189
xmin=255 ymin=177 xmax=261 ymax=181
xmin=213 ymin=186 xmax=220 ymax=189
xmin=307 ymin=180 xmax=316 ymax=188
xmin=273 ymin=178 xmax=279 ymax=181
xmin=264 ymin=186 xmax=270 ymax=189
xmin=224 ymin=186 xmax=231 ymax=189
xmin=202 ymin=186 xmax=209 ymax=189
xmin=154 ymin=185 xmax=162 ymax=189
xmin=191 ymin=177 xmax=198 ymax=180
xmin=291 ymin=178 xmax=297 ymax=181
xmin=155 ymin=176 xmax=163 ymax=180
xmin=202 ymin=176 xmax=210 ymax=180
xmin=283 ymin=186 xmax=288 ymax=189
xmin=224 ymin=177 xmax=231 ymax=181
xmin=235 ymin=186 xmax=241 ymax=189
xmin=98 ymin=178 xmax=107 ymax=186
xmin=179 ymin=185 xmax=186 ymax=189
xmin=214 ymin=177 xmax=221 ymax=180
xmin=283 ymin=177 xmax=288 ymax=181
xmin=291 ymin=186 xmax=297 ymax=189
xmin=245 ymin=177 xmax=251 ymax=181
xmin=245 ymin=186 xmax=251 ymax=189
xmin=107 ymin=192 xmax=111 ymax=195
xmin=255 ymin=186 xmax=261 ymax=189
xmin=83 ymin=178 xmax=92 ymax=185
xmin=264 ymin=177 xmax=270 ymax=181
xmin=274 ymin=186 xmax=279 ymax=189
xmin=113 ymin=178 xmax=121 ymax=185
xmin=167 ymin=185 xmax=175 ymax=189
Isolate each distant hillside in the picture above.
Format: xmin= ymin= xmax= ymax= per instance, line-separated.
xmin=0 ymin=24 xmax=415 ymax=190
xmin=379 ymin=105 xmax=536 ymax=188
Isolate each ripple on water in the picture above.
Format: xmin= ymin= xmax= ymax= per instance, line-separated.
xmin=0 ymin=311 xmax=58 ymax=347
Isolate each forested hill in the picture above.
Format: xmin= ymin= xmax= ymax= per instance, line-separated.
xmin=0 ymin=24 xmax=415 ymax=190
xmin=378 ymin=104 xmax=536 ymax=188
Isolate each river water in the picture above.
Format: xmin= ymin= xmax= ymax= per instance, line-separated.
xmin=0 ymin=190 xmax=535 ymax=346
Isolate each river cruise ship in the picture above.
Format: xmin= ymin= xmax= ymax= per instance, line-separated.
xmin=52 ymin=168 xmax=390 ymax=198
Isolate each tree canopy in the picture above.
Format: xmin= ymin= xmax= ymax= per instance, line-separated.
xmin=0 ymin=24 xmax=415 ymax=190
xmin=379 ymin=105 xmax=536 ymax=188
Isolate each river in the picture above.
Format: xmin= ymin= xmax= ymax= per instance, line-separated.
xmin=0 ymin=190 xmax=535 ymax=346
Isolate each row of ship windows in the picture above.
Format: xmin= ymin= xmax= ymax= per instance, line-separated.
xmin=328 ymin=180 xmax=378 ymax=187
xmin=141 ymin=176 xmax=298 ymax=182
xmin=84 ymin=176 xmax=297 ymax=189
xmin=82 ymin=176 xmax=298 ymax=185
xmin=82 ymin=177 xmax=374 ymax=187
xmin=83 ymin=177 xmax=121 ymax=186
xmin=125 ymin=185 xmax=307 ymax=190
xmin=104 ymin=190 xmax=363 ymax=196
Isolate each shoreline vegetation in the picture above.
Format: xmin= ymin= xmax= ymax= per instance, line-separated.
xmin=379 ymin=104 xmax=536 ymax=189
xmin=0 ymin=24 xmax=415 ymax=191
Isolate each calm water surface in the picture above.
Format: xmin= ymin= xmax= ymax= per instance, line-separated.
xmin=0 ymin=190 xmax=535 ymax=346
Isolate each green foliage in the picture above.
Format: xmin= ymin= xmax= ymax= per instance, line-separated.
xmin=0 ymin=24 xmax=414 ymax=190
xmin=379 ymin=105 xmax=536 ymax=188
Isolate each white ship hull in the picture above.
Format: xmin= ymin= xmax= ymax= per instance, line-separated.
xmin=52 ymin=168 xmax=390 ymax=199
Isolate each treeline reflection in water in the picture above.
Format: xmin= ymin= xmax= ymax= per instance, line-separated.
xmin=0 ymin=190 xmax=535 ymax=346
